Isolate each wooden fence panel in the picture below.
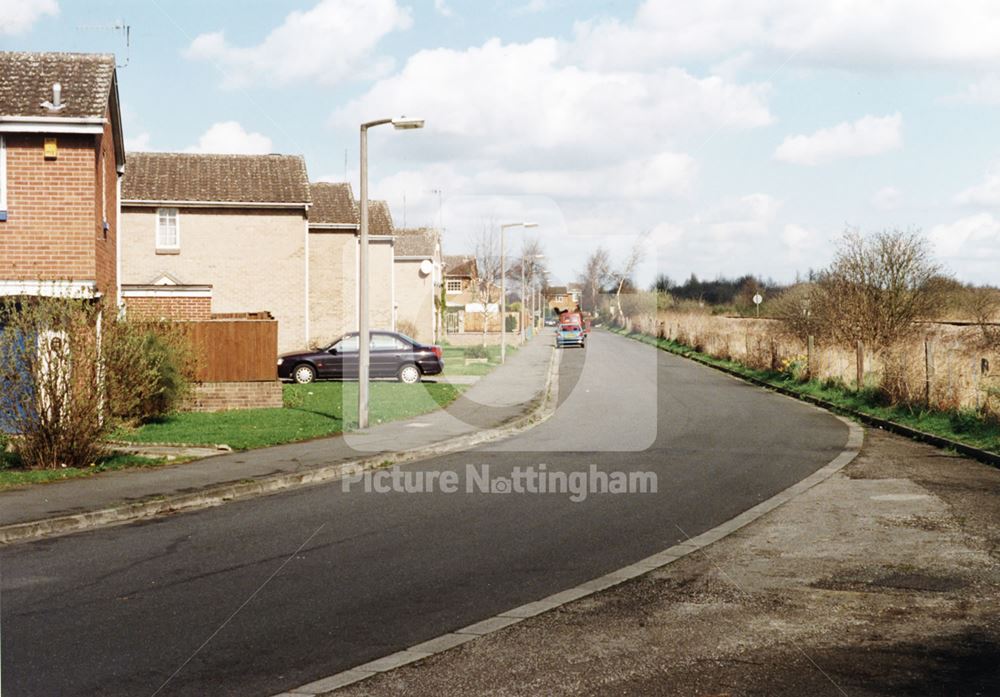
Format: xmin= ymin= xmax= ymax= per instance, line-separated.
xmin=182 ymin=320 xmax=277 ymax=382
xmin=462 ymin=312 xmax=519 ymax=333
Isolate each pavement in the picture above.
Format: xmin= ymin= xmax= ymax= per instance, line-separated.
xmin=336 ymin=428 xmax=1000 ymax=697
xmin=0 ymin=332 xmax=554 ymax=535
xmin=0 ymin=330 xmax=853 ymax=697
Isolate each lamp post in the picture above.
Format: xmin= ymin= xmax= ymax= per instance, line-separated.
xmin=500 ymin=221 xmax=537 ymax=364
xmin=359 ymin=116 xmax=424 ymax=429
xmin=521 ymin=253 xmax=544 ymax=341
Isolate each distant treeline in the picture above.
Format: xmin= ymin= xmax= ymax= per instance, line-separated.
xmin=650 ymin=273 xmax=790 ymax=309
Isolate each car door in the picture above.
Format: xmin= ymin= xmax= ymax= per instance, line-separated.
xmin=328 ymin=334 xmax=359 ymax=379
xmin=370 ymin=333 xmax=408 ymax=378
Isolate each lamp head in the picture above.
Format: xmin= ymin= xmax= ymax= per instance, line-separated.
xmin=392 ymin=117 xmax=425 ymax=130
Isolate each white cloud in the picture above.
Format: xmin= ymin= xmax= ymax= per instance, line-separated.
xmin=0 ymin=0 xmax=58 ymax=35
xmin=945 ymin=76 xmax=1000 ymax=105
xmin=333 ymin=38 xmax=771 ymax=165
xmin=433 ymin=0 xmax=453 ymax=17
xmin=185 ymin=121 xmax=273 ymax=154
xmin=125 ymin=132 xmax=152 ymax=152
xmin=774 ymin=113 xmax=902 ymax=166
xmin=872 ymin=185 xmax=903 ymax=210
xmin=570 ymin=0 xmax=1000 ymax=72
xmin=954 ymin=171 xmax=1000 ymax=206
xmin=512 ymin=0 xmax=551 ymax=15
xmin=929 ymin=214 xmax=1000 ymax=282
xmin=185 ymin=0 xmax=412 ymax=88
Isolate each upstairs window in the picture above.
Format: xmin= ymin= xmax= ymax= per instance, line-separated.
xmin=0 ymin=136 xmax=7 ymax=222
xmin=156 ymin=208 xmax=179 ymax=251
xmin=446 ymin=279 xmax=462 ymax=293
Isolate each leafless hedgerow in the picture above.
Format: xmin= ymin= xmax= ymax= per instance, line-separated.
xmin=968 ymin=286 xmax=1000 ymax=351
xmin=770 ymin=282 xmax=827 ymax=344
xmin=0 ymin=297 xmax=194 ymax=469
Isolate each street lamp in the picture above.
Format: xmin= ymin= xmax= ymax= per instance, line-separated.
xmin=359 ymin=116 xmax=424 ymax=429
xmin=521 ymin=253 xmax=544 ymax=341
xmin=500 ymin=221 xmax=538 ymax=364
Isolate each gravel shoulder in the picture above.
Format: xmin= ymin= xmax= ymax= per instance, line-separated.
xmin=333 ymin=428 xmax=1000 ymax=696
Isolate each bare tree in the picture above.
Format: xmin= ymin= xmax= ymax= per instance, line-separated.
xmin=608 ymin=234 xmax=648 ymax=323
xmin=509 ymin=237 xmax=546 ymax=329
xmin=815 ymin=229 xmax=943 ymax=351
xmin=472 ymin=222 xmax=502 ymax=345
xmin=579 ymin=247 xmax=611 ymax=314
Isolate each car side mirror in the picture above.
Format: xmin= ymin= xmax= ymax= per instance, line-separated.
xmin=328 ymin=348 xmax=338 ymax=355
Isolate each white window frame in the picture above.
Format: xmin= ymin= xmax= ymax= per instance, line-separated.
xmin=1 ymin=136 xmax=7 ymax=221
xmin=155 ymin=207 xmax=180 ymax=251
xmin=446 ymin=279 xmax=462 ymax=294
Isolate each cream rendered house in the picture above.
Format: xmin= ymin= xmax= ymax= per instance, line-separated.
xmin=120 ymin=152 xmax=311 ymax=352
xmin=307 ymin=184 xmax=395 ymax=347
xmin=393 ymin=227 xmax=441 ymax=343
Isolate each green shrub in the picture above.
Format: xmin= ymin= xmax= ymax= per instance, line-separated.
xmin=105 ymin=320 xmax=195 ymax=425
xmin=505 ymin=315 xmax=518 ymax=332
xmin=463 ymin=345 xmax=490 ymax=360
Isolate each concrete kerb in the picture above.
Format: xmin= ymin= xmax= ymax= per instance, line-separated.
xmin=280 ymin=414 xmax=864 ymax=697
xmin=0 ymin=348 xmax=562 ymax=546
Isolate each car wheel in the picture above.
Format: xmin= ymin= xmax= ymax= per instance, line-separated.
xmin=398 ymin=363 xmax=421 ymax=384
xmin=293 ymin=364 xmax=316 ymax=384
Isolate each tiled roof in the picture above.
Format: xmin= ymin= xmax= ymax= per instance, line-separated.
xmin=310 ymin=182 xmax=358 ymax=225
xmin=444 ymin=255 xmax=476 ymax=277
xmin=0 ymin=52 xmax=116 ymax=119
xmin=394 ymin=227 xmax=439 ymax=257
xmin=366 ymin=200 xmax=394 ymax=235
xmin=123 ymin=152 xmax=311 ymax=204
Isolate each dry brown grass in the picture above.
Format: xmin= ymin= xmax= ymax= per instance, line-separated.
xmin=637 ymin=310 xmax=1000 ymax=416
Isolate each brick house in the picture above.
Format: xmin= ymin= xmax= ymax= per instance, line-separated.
xmin=546 ymin=284 xmax=582 ymax=313
xmin=307 ymin=184 xmax=395 ymax=347
xmin=0 ymin=52 xmax=124 ymax=302
xmin=393 ymin=227 xmax=441 ymax=343
xmin=119 ymin=152 xmax=311 ymax=353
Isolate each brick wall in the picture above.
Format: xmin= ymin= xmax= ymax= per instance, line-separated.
xmin=125 ymin=295 xmax=212 ymax=320
xmin=182 ymin=381 xmax=284 ymax=412
xmin=94 ymin=114 xmax=118 ymax=297
xmin=0 ymin=133 xmax=98 ymax=282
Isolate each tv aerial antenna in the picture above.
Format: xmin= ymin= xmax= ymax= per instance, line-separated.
xmin=77 ymin=21 xmax=131 ymax=68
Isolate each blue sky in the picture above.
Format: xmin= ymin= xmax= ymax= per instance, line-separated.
xmin=4 ymin=0 xmax=1000 ymax=288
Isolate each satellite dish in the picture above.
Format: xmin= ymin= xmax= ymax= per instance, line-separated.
xmin=419 ymin=259 xmax=434 ymax=276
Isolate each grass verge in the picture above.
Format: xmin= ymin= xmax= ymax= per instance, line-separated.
xmin=113 ymin=381 xmax=466 ymax=450
xmin=610 ymin=327 xmax=1000 ymax=456
xmin=0 ymin=453 xmax=171 ymax=491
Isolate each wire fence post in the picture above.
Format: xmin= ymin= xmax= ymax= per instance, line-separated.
xmin=856 ymin=340 xmax=865 ymax=391
xmin=807 ymin=335 xmax=815 ymax=380
xmin=924 ymin=337 xmax=934 ymax=407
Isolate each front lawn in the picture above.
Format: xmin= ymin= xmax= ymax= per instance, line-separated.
xmin=442 ymin=344 xmax=517 ymax=376
xmin=114 ymin=381 xmax=465 ymax=450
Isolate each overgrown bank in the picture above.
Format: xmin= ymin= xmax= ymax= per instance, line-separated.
xmin=610 ymin=326 xmax=1000 ymax=459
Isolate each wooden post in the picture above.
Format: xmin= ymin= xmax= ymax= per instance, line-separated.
xmin=924 ymin=338 xmax=934 ymax=407
xmin=745 ymin=332 xmax=751 ymax=362
xmin=856 ymin=340 xmax=865 ymax=391
xmin=807 ymin=335 xmax=815 ymax=380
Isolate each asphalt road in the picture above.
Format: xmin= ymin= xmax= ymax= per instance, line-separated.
xmin=0 ymin=331 xmax=848 ymax=696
